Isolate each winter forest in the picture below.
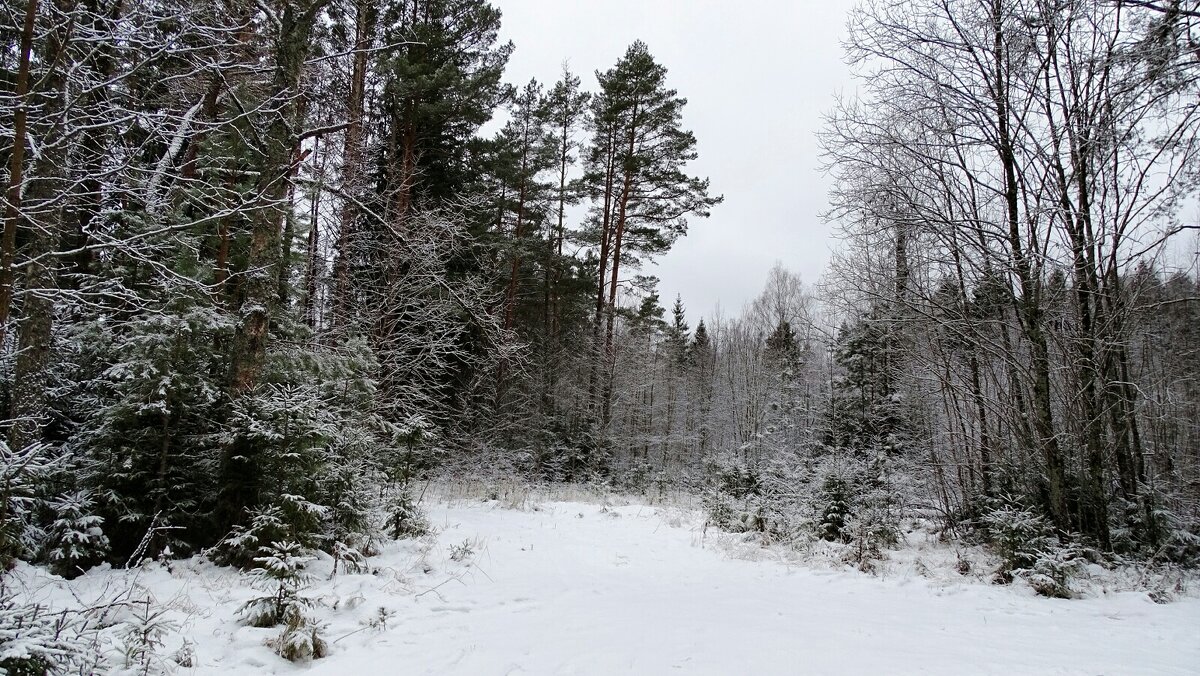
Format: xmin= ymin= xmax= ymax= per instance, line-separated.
xmin=1 ymin=0 xmax=1199 ymax=673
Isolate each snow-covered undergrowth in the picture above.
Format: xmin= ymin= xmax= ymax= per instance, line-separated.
xmin=4 ymin=484 xmax=1198 ymax=675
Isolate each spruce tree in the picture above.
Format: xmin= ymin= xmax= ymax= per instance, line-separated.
xmin=666 ymin=296 xmax=690 ymax=365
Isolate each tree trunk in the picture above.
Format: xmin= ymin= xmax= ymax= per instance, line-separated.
xmin=589 ymin=126 xmax=618 ymax=417
xmin=9 ymin=0 xmax=70 ymax=452
xmin=0 ymin=0 xmax=39 ymax=346
xmin=601 ymin=103 xmax=640 ymax=426
xmin=333 ymin=0 xmax=375 ymax=328
xmin=303 ymin=137 xmax=324 ymax=329
xmin=229 ymin=0 xmax=327 ymax=394
xmin=991 ymin=0 xmax=1068 ymax=529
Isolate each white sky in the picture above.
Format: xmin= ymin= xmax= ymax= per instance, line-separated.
xmin=491 ymin=0 xmax=856 ymax=323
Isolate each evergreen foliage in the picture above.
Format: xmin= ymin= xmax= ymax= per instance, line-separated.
xmin=120 ymin=598 xmax=178 ymax=674
xmin=239 ymin=540 xmax=328 ymax=661
xmin=43 ymin=491 xmax=108 ymax=579
xmin=0 ymin=593 xmax=105 ymax=674
xmin=981 ymin=500 xmax=1084 ymax=598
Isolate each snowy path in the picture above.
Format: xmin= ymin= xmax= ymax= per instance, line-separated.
xmin=21 ymin=497 xmax=1198 ymax=674
xmin=302 ymin=500 xmax=1197 ymax=676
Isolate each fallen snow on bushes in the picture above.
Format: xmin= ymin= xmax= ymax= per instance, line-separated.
xmin=9 ymin=492 xmax=1199 ymax=675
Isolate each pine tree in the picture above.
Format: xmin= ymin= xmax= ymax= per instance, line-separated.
xmin=584 ymin=41 xmax=722 ymax=424
xmin=340 ymin=0 xmax=514 ymax=434
xmin=495 ymin=80 xmax=554 ymax=335
xmin=539 ymin=68 xmax=591 ymax=346
xmin=375 ymin=0 xmax=513 ymax=219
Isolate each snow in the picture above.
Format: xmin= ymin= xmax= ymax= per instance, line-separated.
xmin=10 ymin=492 xmax=1200 ymax=675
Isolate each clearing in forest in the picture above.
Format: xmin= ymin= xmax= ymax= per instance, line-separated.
xmin=16 ymin=493 xmax=1198 ymax=675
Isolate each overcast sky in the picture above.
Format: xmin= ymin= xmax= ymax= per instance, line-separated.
xmin=491 ymin=0 xmax=856 ymax=323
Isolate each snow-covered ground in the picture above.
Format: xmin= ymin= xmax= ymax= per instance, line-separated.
xmin=10 ymin=490 xmax=1200 ymax=675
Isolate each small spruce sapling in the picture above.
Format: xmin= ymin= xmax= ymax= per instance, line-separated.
xmin=385 ymin=486 xmax=430 ymax=540
xmin=981 ymin=501 xmax=1083 ymax=598
xmin=321 ymin=434 xmax=379 ymax=573
xmin=238 ymin=540 xmax=328 ymax=662
xmin=841 ymin=491 xmax=900 ymax=572
xmin=817 ymin=474 xmax=852 ymax=543
xmin=45 ymin=491 xmax=109 ymax=579
xmin=121 ymin=597 xmax=177 ymax=675
xmin=215 ymin=506 xmax=287 ymax=568
xmin=702 ymin=454 xmax=767 ymax=533
xmin=238 ymin=540 xmax=314 ymax=628
xmin=449 ymin=539 xmax=474 ymax=562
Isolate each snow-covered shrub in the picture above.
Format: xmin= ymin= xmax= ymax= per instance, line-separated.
xmin=379 ymin=414 xmax=441 ymax=480
xmin=806 ymin=454 xmax=904 ymax=570
xmin=214 ymin=506 xmax=282 ymax=568
xmin=567 ymin=418 xmax=609 ymax=483
xmin=702 ymin=490 xmax=737 ymax=532
xmin=44 ymin=491 xmax=109 ymax=579
xmin=621 ymin=461 xmax=657 ymax=493
xmin=1112 ymin=492 xmax=1200 ymax=566
xmin=239 ymin=540 xmax=327 ymax=662
xmin=1018 ymin=543 xmax=1086 ymax=599
xmin=840 ymin=486 xmax=900 ymax=572
xmin=321 ymin=432 xmax=383 ymax=572
xmin=529 ymin=417 xmax=604 ymax=482
xmin=700 ymin=447 xmax=909 ymax=556
xmin=225 ymin=356 xmax=364 ymax=530
xmin=0 ymin=441 xmax=57 ymax=569
xmin=171 ymin=640 xmax=195 ymax=669
xmin=223 ymin=382 xmax=331 ymax=545
xmin=981 ymin=502 xmax=1057 ymax=576
xmin=449 ymin=539 xmax=475 ymax=562
xmin=62 ymin=283 xmax=391 ymax=567
xmin=213 ymin=497 xmax=326 ymax=569
xmin=1157 ymin=524 xmax=1200 ymax=566
xmin=385 ymin=485 xmax=430 ymax=540
xmin=363 ymin=606 xmax=396 ymax=633
xmin=379 ymin=420 xmax=433 ymax=541
xmin=331 ymin=541 xmax=366 ymax=575
xmin=270 ymin=614 xmax=328 ymax=664
xmin=0 ymin=595 xmax=105 ymax=675
xmin=745 ymin=455 xmax=814 ymax=542
xmin=701 ymin=454 xmax=768 ymax=533
xmin=216 ymin=335 xmax=392 ymax=569
xmin=239 ymin=540 xmax=316 ymax=628
xmin=981 ymin=500 xmax=1083 ymax=597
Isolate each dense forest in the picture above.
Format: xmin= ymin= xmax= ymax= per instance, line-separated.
xmin=1 ymin=0 xmax=1198 ymax=669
